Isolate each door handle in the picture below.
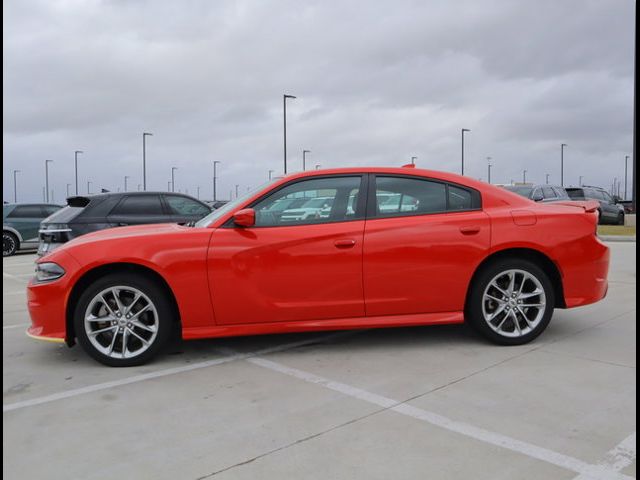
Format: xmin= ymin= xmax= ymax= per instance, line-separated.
xmin=459 ymin=225 xmax=480 ymax=235
xmin=334 ymin=239 xmax=356 ymax=248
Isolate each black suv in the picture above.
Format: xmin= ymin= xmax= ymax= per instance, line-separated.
xmin=38 ymin=192 xmax=212 ymax=255
xmin=565 ymin=186 xmax=625 ymax=225
xmin=500 ymin=184 xmax=570 ymax=203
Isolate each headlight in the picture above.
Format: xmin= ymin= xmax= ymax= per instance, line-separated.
xmin=35 ymin=262 xmax=65 ymax=282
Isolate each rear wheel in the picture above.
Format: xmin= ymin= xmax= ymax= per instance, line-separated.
xmin=466 ymin=258 xmax=555 ymax=345
xmin=74 ymin=273 xmax=174 ymax=366
xmin=3 ymin=231 xmax=19 ymax=257
xmin=617 ymin=212 xmax=625 ymax=225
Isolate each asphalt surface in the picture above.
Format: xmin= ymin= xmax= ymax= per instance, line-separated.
xmin=3 ymin=243 xmax=636 ymax=480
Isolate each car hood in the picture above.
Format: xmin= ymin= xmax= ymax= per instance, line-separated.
xmin=64 ymin=223 xmax=192 ymax=247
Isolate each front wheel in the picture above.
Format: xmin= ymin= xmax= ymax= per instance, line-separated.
xmin=466 ymin=259 xmax=555 ymax=345
xmin=74 ymin=273 xmax=174 ymax=366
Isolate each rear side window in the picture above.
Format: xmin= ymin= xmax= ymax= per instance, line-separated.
xmin=165 ymin=196 xmax=210 ymax=216
xmin=110 ymin=195 xmax=164 ymax=215
xmin=7 ymin=205 xmax=45 ymax=218
xmin=373 ymin=176 xmax=479 ymax=217
xmin=552 ymin=187 xmax=568 ymax=198
xmin=566 ymin=189 xmax=584 ymax=199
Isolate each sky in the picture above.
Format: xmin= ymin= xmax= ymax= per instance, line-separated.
xmin=2 ymin=0 xmax=635 ymax=203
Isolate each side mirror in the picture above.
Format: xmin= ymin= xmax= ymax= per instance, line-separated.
xmin=532 ymin=192 xmax=544 ymax=202
xmin=233 ymin=208 xmax=255 ymax=227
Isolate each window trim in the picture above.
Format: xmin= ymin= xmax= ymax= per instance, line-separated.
xmin=366 ymin=174 xmax=482 ymax=220
xmin=163 ymin=193 xmax=212 ymax=216
xmin=222 ymin=174 xmax=369 ymax=228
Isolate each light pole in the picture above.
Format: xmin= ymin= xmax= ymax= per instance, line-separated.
xmin=142 ymin=132 xmax=152 ymax=191
xmin=315 ymin=164 xmax=321 ymax=170
xmin=411 ymin=156 xmax=417 ymax=165
xmin=461 ymin=128 xmax=470 ymax=175
xmin=45 ymin=160 xmax=53 ymax=203
xmin=171 ymin=167 xmax=177 ymax=192
xmin=303 ymin=150 xmax=311 ymax=171
xmin=486 ymin=157 xmax=492 ymax=184
xmin=523 ymin=169 xmax=527 ymax=183
xmin=235 ymin=184 xmax=239 ymax=198
xmin=268 ymin=169 xmax=274 ymax=180
xmin=66 ymin=183 xmax=71 ymax=198
xmin=87 ymin=180 xmax=92 ymax=194
xmin=560 ymin=143 xmax=567 ymax=187
xmin=13 ymin=170 xmax=20 ymax=203
xmin=283 ymin=94 xmax=296 ymax=174
xmin=624 ymin=155 xmax=629 ymax=200
xmin=138 ymin=184 xmax=141 ymax=191
xmin=579 ymin=175 xmax=583 ymax=186
xmin=167 ymin=181 xmax=171 ymax=191
xmin=197 ymin=186 xmax=200 ymax=199
xmin=124 ymin=175 xmax=130 ymax=192
xmin=213 ymin=161 xmax=221 ymax=202
xmin=545 ymin=173 xmax=550 ymax=184
xmin=74 ymin=150 xmax=83 ymax=195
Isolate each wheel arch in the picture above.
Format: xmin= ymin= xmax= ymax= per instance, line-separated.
xmin=65 ymin=262 xmax=182 ymax=346
xmin=3 ymin=225 xmax=23 ymax=242
xmin=466 ymin=247 xmax=566 ymax=310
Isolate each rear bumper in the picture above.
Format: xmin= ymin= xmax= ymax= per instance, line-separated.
xmin=561 ymin=236 xmax=610 ymax=308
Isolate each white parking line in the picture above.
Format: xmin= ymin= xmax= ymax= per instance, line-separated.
xmin=3 ymin=324 xmax=27 ymax=330
xmin=3 ymin=272 xmax=27 ymax=281
xmin=2 ymin=332 xmax=347 ymax=413
xmin=572 ymin=433 xmax=636 ymax=480
xmin=246 ymin=355 xmax=634 ymax=480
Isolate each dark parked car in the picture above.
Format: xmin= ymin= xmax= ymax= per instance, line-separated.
xmin=565 ymin=186 xmax=625 ymax=225
xmin=500 ymin=184 xmax=570 ymax=203
xmin=38 ymin=192 xmax=212 ymax=255
xmin=3 ymin=203 xmax=62 ymax=256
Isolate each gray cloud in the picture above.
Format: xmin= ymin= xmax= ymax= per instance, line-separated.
xmin=3 ymin=0 xmax=635 ymax=202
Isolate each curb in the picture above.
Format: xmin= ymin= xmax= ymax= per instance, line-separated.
xmin=599 ymin=235 xmax=636 ymax=242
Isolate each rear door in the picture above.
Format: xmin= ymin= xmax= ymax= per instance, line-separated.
xmin=107 ymin=194 xmax=168 ymax=226
xmin=363 ymin=175 xmax=490 ymax=316
xmin=5 ymin=205 xmax=46 ymax=242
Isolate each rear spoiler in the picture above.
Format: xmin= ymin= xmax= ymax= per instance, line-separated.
xmin=553 ymin=200 xmax=600 ymax=213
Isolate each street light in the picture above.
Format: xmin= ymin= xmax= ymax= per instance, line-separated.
xmin=560 ymin=143 xmax=567 ymax=187
xmin=66 ymin=183 xmax=71 ymax=198
xmin=283 ymin=94 xmax=296 ymax=174
xmin=579 ymin=175 xmax=584 ymax=186
xmin=213 ymin=161 xmax=221 ymax=201
xmin=268 ymin=169 xmax=274 ymax=180
xmin=411 ymin=156 xmax=417 ymax=165
xmin=545 ymin=173 xmax=550 ymax=184
xmin=461 ymin=129 xmax=471 ymax=175
xmin=486 ymin=157 xmax=492 ymax=184
xmin=74 ymin=150 xmax=83 ymax=195
xmin=197 ymin=186 xmax=200 ymax=199
xmin=303 ymin=150 xmax=311 ymax=171
xmin=142 ymin=132 xmax=153 ymax=191
xmin=167 ymin=181 xmax=171 ymax=192
xmin=13 ymin=170 xmax=20 ymax=203
xmin=124 ymin=175 xmax=130 ymax=192
xmin=171 ymin=167 xmax=177 ymax=192
xmin=235 ymin=184 xmax=239 ymax=198
xmin=523 ymin=169 xmax=527 ymax=183
xmin=45 ymin=160 xmax=53 ymax=203
xmin=624 ymin=155 xmax=629 ymax=200
xmin=87 ymin=180 xmax=92 ymax=194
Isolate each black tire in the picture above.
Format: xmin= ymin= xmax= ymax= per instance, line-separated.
xmin=617 ymin=212 xmax=625 ymax=225
xmin=74 ymin=273 xmax=175 ymax=366
xmin=466 ymin=258 xmax=555 ymax=345
xmin=3 ymin=231 xmax=19 ymax=257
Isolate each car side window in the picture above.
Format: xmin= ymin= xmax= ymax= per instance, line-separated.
xmin=7 ymin=205 xmax=45 ymax=218
xmin=601 ymin=191 xmax=613 ymax=203
xmin=374 ymin=177 xmax=447 ymax=217
xmin=165 ymin=196 xmax=210 ymax=216
xmin=588 ymin=189 xmax=604 ymax=201
xmin=552 ymin=187 xmax=568 ymax=198
xmin=448 ymin=185 xmax=473 ymax=210
xmin=252 ymin=176 xmax=362 ymax=227
xmin=110 ymin=195 xmax=164 ymax=215
xmin=542 ymin=187 xmax=556 ymax=199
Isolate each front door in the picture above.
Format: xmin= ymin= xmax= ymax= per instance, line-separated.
xmin=209 ymin=175 xmax=367 ymax=325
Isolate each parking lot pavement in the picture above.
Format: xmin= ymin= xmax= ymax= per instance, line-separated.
xmin=3 ymin=244 xmax=636 ymax=480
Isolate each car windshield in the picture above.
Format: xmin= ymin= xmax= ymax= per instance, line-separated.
xmin=502 ymin=186 xmax=533 ymax=198
xmin=194 ymin=179 xmax=277 ymax=227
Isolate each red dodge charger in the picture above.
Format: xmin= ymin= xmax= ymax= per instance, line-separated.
xmin=27 ymin=167 xmax=609 ymax=366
